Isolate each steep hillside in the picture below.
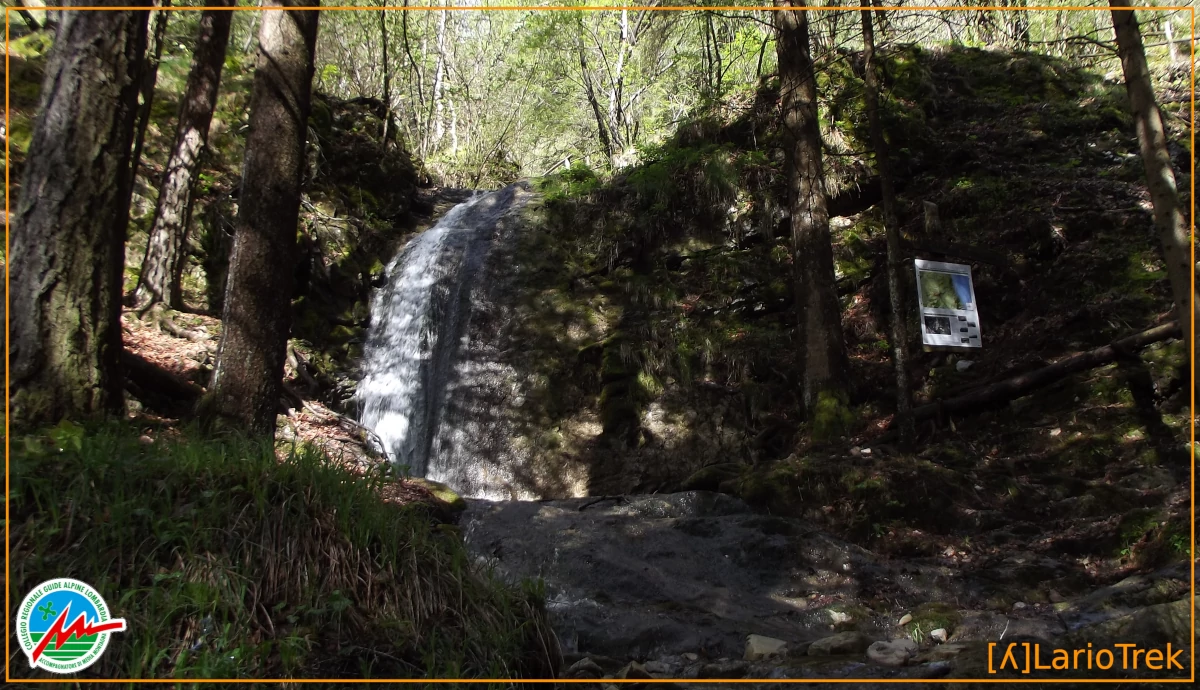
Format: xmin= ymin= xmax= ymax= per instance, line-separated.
xmin=498 ymin=45 xmax=1191 ymax=580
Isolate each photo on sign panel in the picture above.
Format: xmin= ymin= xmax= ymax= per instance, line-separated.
xmin=918 ymin=270 xmax=974 ymax=311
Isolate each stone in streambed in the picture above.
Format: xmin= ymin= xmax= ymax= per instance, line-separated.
xmin=808 ymin=631 xmax=871 ymax=656
xmin=564 ymin=657 xmax=604 ymax=679
xmin=867 ymin=639 xmax=918 ymax=667
xmin=616 ymin=661 xmax=652 ymax=679
xmin=744 ymin=634 xmax=788 ymax=660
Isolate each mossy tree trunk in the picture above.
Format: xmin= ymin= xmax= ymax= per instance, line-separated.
xmin=774 ymin=0 xmax=850 ymax=427
xmin=203 ymin=1 xmax=320 ymax=436
xmin=133 ymin=1 xmax=233 ymax=310
xmin=860 ymin=0 xmax=913 ymax=443
xmin=8 ymin=4 xmax=150 ymax=428
xmin=1109 ymin=2 xmax=1196 ymax=390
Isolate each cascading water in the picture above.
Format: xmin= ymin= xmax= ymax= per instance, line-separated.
xmin=356 ymin=184 xmax=530 ymax=499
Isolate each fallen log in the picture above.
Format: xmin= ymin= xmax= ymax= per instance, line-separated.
xmin=898 ymin=321 xmax=1181 ymax=427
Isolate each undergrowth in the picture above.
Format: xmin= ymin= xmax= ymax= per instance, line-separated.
xmin=8 ymin=423 xmax=559 ymax=681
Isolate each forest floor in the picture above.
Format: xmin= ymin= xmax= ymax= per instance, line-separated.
xmin=121 ymin=308 xmax=447 ymax=508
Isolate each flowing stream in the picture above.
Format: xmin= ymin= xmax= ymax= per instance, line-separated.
xmin=356 ymin=186 xmax=523 ymax=497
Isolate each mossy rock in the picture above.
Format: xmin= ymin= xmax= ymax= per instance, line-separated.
xmin=309 ymin=97 xmax=334 ymax=134
xmin=599 ymin=385 xmax=641 ymax=437
xmin=907 ymin=602 xmax=963 ymax=640
xmin=600 ymin=338 xmax=635 ymax=382
xmin=1067 ymin=598 xmax=1194 ymax=649
xmin=329 ymin=324 xmax=359 ymax=343
xmin=408 ymin=477 xmax=467 ymax=514
xmin=682 ymin=463 xmax=743 ymax=492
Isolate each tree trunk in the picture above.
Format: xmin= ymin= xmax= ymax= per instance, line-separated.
xmin=133 ymin=1 xmax=233 ymax=311
xmin=8 ymin=4 xmax=150 ymax=429
xmin=128 ymin=1 xmax=171 ymax=190
xmin=203 ymin=0 xmax=320 ymax=436
xmin=430 ymin=2 xmax=447 ymax=145
xmin=1109 ymin=1 xmax=1196 ymax=387
xmin=579 ymin=35 xmax=614 ymax=164
xmin=775 ymin=0 xmax=850 ymax=420
xmin=379 ymin=0 xmax=394 ymax=144
xmin=14 ymin=0 xmax=41 ymax=31
xmin=860 ymin=0 xmax=913 ymax=443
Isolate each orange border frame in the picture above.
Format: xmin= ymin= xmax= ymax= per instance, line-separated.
xmin=1 ymin=2 xmax=1195 ymax=684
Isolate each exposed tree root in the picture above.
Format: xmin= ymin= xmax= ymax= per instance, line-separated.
xmin=135 ymin=301 xmax=210 ymax=342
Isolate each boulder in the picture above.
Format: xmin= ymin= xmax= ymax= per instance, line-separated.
xmin=407 ymin=477 xmax=467 ymax=513
xmin=616 ymin=661 xmax=652 ymax=679
xmin=744 ymin=634 xmax=788 ymax=661
xmin=924 ymin=642 xmax=970 ymax=662
xmin=867 ymin=639 xmax=918 ymax=667
xmin=1068 ymin=598 xmax=1194 ymax=648
xmin=808 ymin=631 xmax=871 ymax=656
xmin=681 ymin=463 xmax=743 ymax=492
xmin=698 ymin=659 xmax=748 ymax=679
xmin=564 ymin=657 xmax=603 ymax=679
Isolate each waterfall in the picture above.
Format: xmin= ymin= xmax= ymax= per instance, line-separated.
xmin=356 ymin=185 xmax=525 ymax=498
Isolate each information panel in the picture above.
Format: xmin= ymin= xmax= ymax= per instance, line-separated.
xmin=914 ymin=259 xmax=981 ymax=348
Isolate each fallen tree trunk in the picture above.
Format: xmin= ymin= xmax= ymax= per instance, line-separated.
xmin=899 ymin=321 xmax=1180 ymax=427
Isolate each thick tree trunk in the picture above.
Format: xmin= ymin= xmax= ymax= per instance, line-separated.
xmin=774 ymin=0 xmax=850 ymax=414
xmin=133 ymin=1 xmax=233 ymax=310
xmin=8 ymin=4 xmax=150 ymax=429
xmin=860 ymin=0 xmax=913 ymax=443
xmin=1109 ymin=2 xmax=1196 ymax=389
xmin=203 ymin=1 xmax=320 ymax=436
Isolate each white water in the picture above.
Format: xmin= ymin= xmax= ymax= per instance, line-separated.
xmin=356 ymin=187 xmax=523 ymax=496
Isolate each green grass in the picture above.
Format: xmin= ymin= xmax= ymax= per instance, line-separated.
xmin=8 ymin=423 xmax=559 ymax=681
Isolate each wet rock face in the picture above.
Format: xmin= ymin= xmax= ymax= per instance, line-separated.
xmin=464 ymin=491 xmax=1194 ymax=682
xmin=463 ymin=491 xmax=958 ymax=663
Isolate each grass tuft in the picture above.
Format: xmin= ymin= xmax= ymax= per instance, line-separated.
xmin=8 ymin=423 xmax=559 ymax=680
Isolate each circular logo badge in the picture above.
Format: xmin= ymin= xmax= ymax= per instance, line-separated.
xmin=17 ymin=578 xmax=126 ymax=674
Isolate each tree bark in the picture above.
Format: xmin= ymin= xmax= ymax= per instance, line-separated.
xmin=860 ymin=0 xmax=913 ymax=443
xmin=579 ymin=33 xmax=614 ymax=164
xmin=133 ymin=1 xmax=233 ymax=311
xmin=8 ymin=3 xmax=150 ymax=428
xmin=774 ymin=0 xmax=850 ymax=413
xmin=379 ymin=0 xmax=394 ymax=144
xmin=128 ymin=0 xmax=170 ymax=194
xmin=1109 ymin=2 xmax=1196 ymax=389
xmin=13 ymin=0 xmax=41 ymax=31
xmin=430 ymin=1 xmax=447 ymax=145
xmin=203 ymin=0 xmax=320 ymax=436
